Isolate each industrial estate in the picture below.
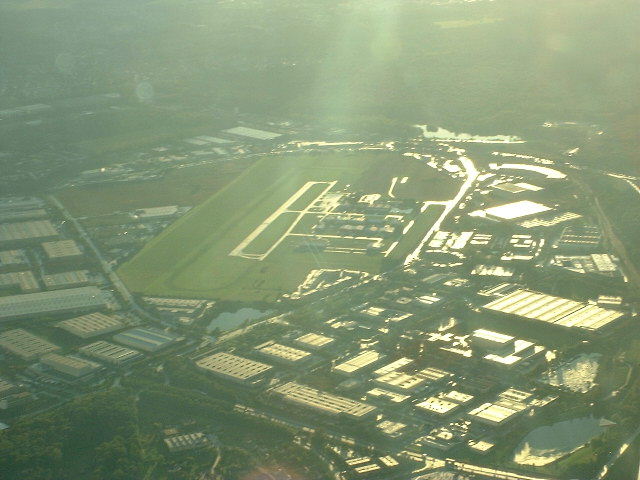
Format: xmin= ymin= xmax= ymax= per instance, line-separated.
xmin=0 ymin=109 xmax=638 ymax=480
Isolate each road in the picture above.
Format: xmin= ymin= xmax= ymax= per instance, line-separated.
xmin=404 ymin=155 xmax=479 ymax=265
xmin=47 ymin=194 xmax=159 ymax=321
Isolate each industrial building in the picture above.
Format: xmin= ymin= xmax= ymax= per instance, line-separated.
xmin=294 ymin=332 xmax=335 ymax=350
xmin=196 ymin=352 xmax=273 ymax=384
xmin=365 ymin=387 xmax=410 ymax=404
xmin=483 ymin=288 xmax=625 ymax=332
xmin=56 ymin=312 xmax=125 ymax=339
xmin=272 ymin=382 xmax=377 ymax=419
xmin=482 ymin=201 xmax=552 ymax=222
xmin=554 ymin=225 xmax=601 ymax=252
xmin=491 ymin=182 xmax=543 ymax=196
xmin=373 ymin=358 xmax=414 ymax=377
xmin=113 ymin=327 xmax=180 ymax=352
xmin=0 ymin=286 xmax=109 ymax=321
xmin=0 ymin=250 xmax=29 ymax=272
xmin=549 ymin=254 xmax=624 ymax=279
xmin=374 ymin=370 xmax=431 ymax=393
xmin=466 ymin=388 xmax=544 ymax=427
xmin=0 ymin=196 xmax=45 ymax=216
xmin=0 ymin=220 xmax=58 ymax=245
xmin=79 ymin=341 xmax=142 ymax=366
xmin=415 ymin=396 xmax=462 ymax=416
xmin=41 ymin=239 xmax=83 ymax=262
xmin=0 ymin=329 xmax=60 ymax=360
xmin=41 ymin=353 xmax=101 ymax=378
xmin=471 ymin=328 xmax=546 ymax=370
xmin=42 ymin=270 xmax=91 ymax=290
xmin=0 ymin=271 xmax=40 ymax=293
xmin=222 ymin=126 xmax=282 ymax=141
xmin=131 ymin=206 xmax=179 ymax=219
xmin=467 ymin=402 xmax=525 ymax=426
xmin=254 ymin=341 xmax=312 ymax=364
xmin=334 ymin=350 xmax=385 ymax=376
xmin=164 ymin=432 xmax=211 ymax=453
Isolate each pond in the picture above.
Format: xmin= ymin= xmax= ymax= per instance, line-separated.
xmin=513 ymin=417 xmax=603 ymax=466
xmin=206 ymin=308 xmax=269 ymax=333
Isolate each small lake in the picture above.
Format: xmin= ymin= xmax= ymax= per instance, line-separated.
xmin=513 ymin=417 xmax=603 ymax=466
xmin=207 ymin=308 xmax=269 ymax=333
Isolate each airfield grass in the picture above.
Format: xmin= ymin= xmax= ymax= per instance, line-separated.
xmin=242 ymin=211 xmax=298 ymax=256
xmin=58 ymin=161 xmax=250 ymax=217
xmin=118 ymin=152 xmax=459 ymax=302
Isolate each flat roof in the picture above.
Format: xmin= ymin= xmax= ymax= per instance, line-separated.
xmin=0 ymin=287 xmax=109 ymax=321
xmin=0 ymin=271 xmax=40 ymax=293
xmin=493 ymin=182 xmax=542 ymax=194
xmin=484 ymin=201 xmax=552 ymax=220
xmin=472 ymin=329 xmax=514 ymax=345
xmin=366 ymin=387 xmax=411 ymax=404
xmin=373 ymin=357 xmax=414 ymax=376
xmin=273 ymin=382 xmax=376 ymax=418
xmin=41 ymin=239 xmax=82 ymax=259
xmin=416 ymin=397 xmax=460 ymax=415
xmin=295 ymin=332 xmax=334 ymax=349
xmin=196 ymin=352 xmax=272 ymax=382
xmin=80 ymin=341 xmax=142 ymax=364
xmin=254 ymin=341 xmax=311 ymax=363
xmin=222 ymin=126 xmax=282 ymax=140
xmin=113 ymin=328 xmax=180 ymax=352
xmin=483 ymin=288 xmax=624 ymax=332
xmin=0 ymin=329 xmax=60 ymax=360
xmin=0 ymin=220 xmax=58 ymax=243
xmin=56 ymin=312 xmax=124 ymax=338
xmin=41 ymin=353 xmax=100 ymax=376
xmin=375 ymin=371 xmax=429 ymax=392
xmin=334 ymin=350 xmax=384 ymax=374
xmin=0 ymin=249 xmax=29 ymax=267
xmin=43 ymin=270 xmax=90 ymax=288
xmin=467 ymin=402 xmax=525 ymax=425
xmin=441 ymin=390 xmax=475 ymax=404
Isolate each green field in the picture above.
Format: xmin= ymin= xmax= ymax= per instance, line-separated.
xmin=118 ymin=152 xmax=459 ymax=302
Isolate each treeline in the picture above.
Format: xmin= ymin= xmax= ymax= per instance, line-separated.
xmin=0 ymin=391 xmax=144 ymax=480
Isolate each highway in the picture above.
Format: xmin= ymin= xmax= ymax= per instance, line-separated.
xmin=47 ymin=194 xmax=161 ymax=322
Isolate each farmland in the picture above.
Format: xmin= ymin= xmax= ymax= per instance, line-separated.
xmin=117 ymin=152 xmax=459 ymax=302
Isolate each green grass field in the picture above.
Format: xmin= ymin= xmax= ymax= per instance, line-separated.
xmin=118 ymin=152 xmax=459 ymax=302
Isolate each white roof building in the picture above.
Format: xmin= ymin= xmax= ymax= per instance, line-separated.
xmin=0 ymin=329 xmax=60 ymax=360
xmin=196 ymin=352 xmax=272 ymax=383
xmin=0 ymin=287 xmax=109 ymax=321
xmin=272 ymin=382 xmax=376 ymax=419
xmin=254 ymin=341 xmax=311 ymax=364
xmin=56 ymin=312 xmax=125 ymax=338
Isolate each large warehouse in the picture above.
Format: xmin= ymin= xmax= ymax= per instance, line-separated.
xmin=79 ymin=341 xmax=142 ymax=366
xmin=483 ymin=288 xmax=625 ymax=332
xmin=0 ymin=286 xmax=109 ymax=321
xmin=113 ymin=327 xmax=180 ymax=352
xmin=272 ymin=382 xmax=377 ymax=419
xmin=56 ymin=312 xmax=125 ymax=339
xmin=254 ymin=341 xmax=312 ymax=364
xmin=0 ymin=220 xmax=58 ymax=245
xmin=0 ymin=329 xmax=60 ymax=360
xmin=196 ymin=352 xmax=273 ymax=384
xmin=41 ymin=353 xmax=101 ymax=378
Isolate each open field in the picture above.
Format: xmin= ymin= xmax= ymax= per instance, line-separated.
xmin=118 ymin=152 xmax=460 ymax=302
xmin=57 ymin=161 xmax=251 ymax=217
